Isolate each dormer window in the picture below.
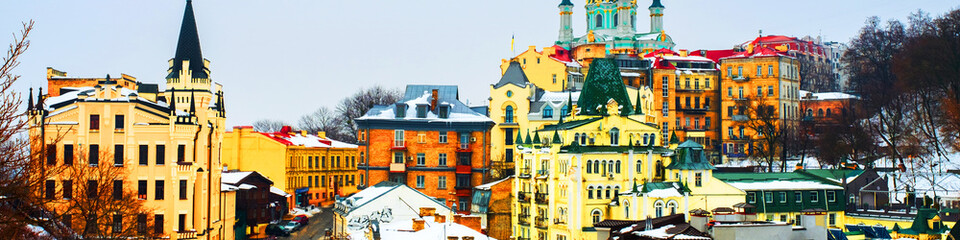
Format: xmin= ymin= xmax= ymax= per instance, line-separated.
xmin=543 ymin=106 xmax=553 ymax=118
xmin=438 ymin=106 xmax=449 ymax=119
xmin=395 ymin=104 xmax=406 ymax=118
xmin=416 ymin=105 xmax=427 ymax=118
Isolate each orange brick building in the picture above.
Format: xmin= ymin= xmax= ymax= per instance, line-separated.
xmin=355 ymin=85 xmax=494 ymax=214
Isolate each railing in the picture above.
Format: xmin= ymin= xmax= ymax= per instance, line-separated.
xmin=391 ymin=140 xmax=406 ymax=149
xmin=459 ymin=143 xmax=470 ymax=150
xmin=177 ymin=230 xmax=197 ymax=239
xmin=518 ymin=168 xmax=531 ymax=178
xmin=517 ymin=192 xmax=530 ymax=202
xmin=679 ymin=106 xmax=710 ymax=113
xmin=535 ymin=193 xmax=549 ymax=204
xmin=501 ymin=116 xmax=517 ymax=124
xmin=732 ymin=75 xmax=749 ymax=81
xmin=553 ymin=218 xmax=566 ymax=225
xmin=536 ymin=170 xmax=548 ymax=177
xmin=389 ymin=163 xmax=405 ymax=172
xmin=535 ymin=217 xmax=549 ymax=229
xmin=732 ymin=115 xmax=750 ymax=122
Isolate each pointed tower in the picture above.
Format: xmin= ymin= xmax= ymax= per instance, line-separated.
xmin=648 ymin=0 xmax=665 ymax=33
xmin=166 ymin=0 xmax=212 ymax=113
xmin=557 ymin=0 xmax=574 ymax=44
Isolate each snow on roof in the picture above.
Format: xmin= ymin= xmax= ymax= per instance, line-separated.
xmin=221 ymin=171 xmax=253 ymax=185
xmin=631 ymin=224 xmax=710 ymax=240
xmin=221 ymin=183 xmax=240 ymax=192
xmin=270 ymin=186 xmax=291 ymax=197
xmin=646 ymin=188 xmax=683 ymax=198
xmin=660 ymin=55 xmax=714 ymax=62
xmin=475 ymin=176 xmax=512 ymax=191
xmin=356 ymin=87 xmax=493 ymax=123
xmin=409 ymin=221 xmax=495 ymax=240
xmin=726 ymin=180 xmax=843 ymax=191
xmin=238 ymin=184 xmax=257 ymax=190
xmin=800 ymin=90 xmax=859 ymax=100
xmin=537 ymin=91 xmax=580 ymax=102
xmin=260 ymin=131 xmax=358 ymax=148
xmin=342 ymin=183 xmax=401 ymax=209
xmin=622 ymin=72 xmax=642 ymax=77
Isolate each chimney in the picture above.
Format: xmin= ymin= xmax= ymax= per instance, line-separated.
xmin=280 ymin=126 xmax=292 ymax=134
xmin=431 ymin=89 xmax=439 ymax=111
xmin=317 ymin=131 xmax=326 ymax=139
xmin=453 ymin=215 xmax=482 ymax=233
xmin=434 ymin=213 xmax=446 ymax=223
xmin=300 ymin=130 xmax=307 ymax=136
xmin=412 ymin=218 xmax=425 ymax=231
xmin=679 ymin=49 xmax=688 ymax=57
xmin=419 ymin=207 xmax=436 ymax=217
xmin=447 ymin=237 xmax=459 ymax=240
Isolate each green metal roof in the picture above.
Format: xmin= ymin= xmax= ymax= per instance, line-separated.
xmin=538 ymin=117 xmax=602 ymax=131
xmin=713 ymin=172 xmax=835 ymax=184
xmin=666 ymin=140 xmax=716 ymax=170
xmin=558 ymin=0 xmax=574 ymax=6
xmin=578 ymin=58 xmax=632 ymax=116
xmin=899 ymin=208 xmax=948 ymax=235
xmin=649 ymin=0 xmax=664 ymax=8
xmin=560 ymin=144 xmax=670 ymax=154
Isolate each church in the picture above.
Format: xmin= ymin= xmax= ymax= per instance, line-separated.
xmin=557 ymin=0 xmax=676 ymax=55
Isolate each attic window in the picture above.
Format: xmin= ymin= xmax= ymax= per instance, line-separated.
xmin=439 ymin=106 xmax=449 ymax=119
xmin=416 ymin=105 xmax=427 ymax=118
xmin=395 ymin=104 xmax=406 ymax=118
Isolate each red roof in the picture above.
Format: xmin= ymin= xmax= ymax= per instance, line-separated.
xmin=549 ymin=45 xmax=573 ymax=62
xmin=643 ymin=48 xmax=679 ymax=58
xmin=691 ymin=49 xmax=738 ymax=63
xmin=722 ymin=46 xmax=790 ymax=60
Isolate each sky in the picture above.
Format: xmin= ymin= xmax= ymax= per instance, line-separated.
xmin=1 ymin=0 xmax=957 ymax=127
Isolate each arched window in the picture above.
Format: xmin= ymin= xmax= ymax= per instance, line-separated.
xmin=623 ymin=201 xmax=630 ymax=218
xmin=806 ymin=109 xmax=813 ymax=117
xmin=610 ymin=127 xmax=620 ymax=146
xmin=613 ymin=13 xmax=619 ymax=26
xmin=605 ymin=186 xmax=611 ymax=199
xmin=594 ymin=160 xmax=600 ymax=174
xmin=595 ymin=14 xmax=603 ymax=28
xmin=580 ymin=133 xmax=587 ymax=145
xmin=587 ymin=186 xmax=594 ymax=199
xmin=642 ymin=133 xmax=649 ymax=145
xmin=591 ymin=209 xmax=602 ymax=224
xmin=615 ymin=160 xmax=622 ymax=173
xmin=636 ymin=160 xmax=642 ymax=173
xmin=608 ymin=161 xmax=614 ymax=174
xmin=596 ymin=188 xmax=603 ymax=199
xmin=543 ymin=106 xmax=554 ymax=118
xmin=601 ymin=160 xmax=607 ymax=174
xmin=826 ymin=108 xmax=832 ymax=117
xmin=655 ymin=160 xmax=664 ymax=178
xmin=614 ymin=186 xmax=620 ymax=197
xmin=586 ymin=160 xmax=593 ymax=174
xmin=505 ymin=106 xmax=514 ymax=123
xmin=667 ymin=201 xmax=678 ymax=215
xmin=817 ymin=108 xmax=823 ymax=117
xmin=654 ymin=201 xmax=664 ymax=217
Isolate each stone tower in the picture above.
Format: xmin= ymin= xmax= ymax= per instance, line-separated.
xmin=648 ymin=0 xmax=665 ymax=33
xmin=616 ymin=0 xmax=636 ymax=35
xmin=558 ymin=0 xmax=574 ymax=43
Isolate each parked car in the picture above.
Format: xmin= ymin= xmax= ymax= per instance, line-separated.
xmin=293 ymin=215 xmax=309 ymax=225
xmin=265 ymin=223 xmax=290 ymax=237
xmin=280 ymin=220 xmax=301 ymax=233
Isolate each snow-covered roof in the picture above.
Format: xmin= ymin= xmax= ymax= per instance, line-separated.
xmin=221 ymin=171 xmax=253 ymax=185
xmin=799 ymin=90 xmax=859 ymax=100
xmin=475 ymin=176 xmax=512 ymax=191
xmin=646 ymin=188 xmax=683 ymax=198
xmin=631 ymin=224 xmax=711 ymax=240
xmin=351 ymin=216 xmax=495 ymax=240
xmin=342 ymin=182 xmax=401 ymax=209
xmin=356 ymin=86 xmax=493 ymax=123
xmin=270 ymin=186 xmax=291 ymax=197
xmin=238 ymin=184 xmax=257 ymax=190
xmin=726 ymin=180 xmax=842 ymax=191
xmin=221 ymin=183 xmax=240 ymax=192
xmin=259 ymin=131 xmax=357 ymax=148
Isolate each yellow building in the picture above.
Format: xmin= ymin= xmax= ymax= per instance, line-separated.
xmin=500 ymin=45 xmax=583 ymax=91
xmin=222 ymin=126 xmax=359 ymax=208
xmin=27 ymin=1 xmax=230 ymax=239
xmin=511 ymin=59 xmax=743 ymax=240
xmin=718 ymin=46 xmax=801 ymax=164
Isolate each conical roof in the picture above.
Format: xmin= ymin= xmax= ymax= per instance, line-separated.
xmin=649 ymin=0 xmax=664 ymax=8
xmin=168 ymin=0 xmax=208 ymax=79
xmin=578 ymin=58 xmax=632 ymax=116
xmin=494 ymin=61 xmax=529 ymax=88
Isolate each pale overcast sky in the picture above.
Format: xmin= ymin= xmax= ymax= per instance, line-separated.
xmin=2 ymin=0 xmax=956 ymax=127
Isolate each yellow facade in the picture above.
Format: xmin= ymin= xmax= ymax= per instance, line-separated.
xmin=501 ymin=45 xmax=580 ymax=92
xmin=719 ymin=52 xmax=801 ymax=163
xmin=222 ymin=127 xmax=359 ymax=208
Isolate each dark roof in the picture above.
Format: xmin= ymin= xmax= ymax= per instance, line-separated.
xmin=538 ymin=117 xmax=602 ymax=131
xmin=649 ymin=0 xmax=664 ymax=8
xmin=560 ymin=144 xmax=670 ymax=154
xmin=900 ymin=208 xmax=948 ymax=235
xmin=403 ymin=85 xmax=458 ymax=101
xmin=137 ymin=83 xmax=159 ymax=94
xmin=494 ymin=61 xmax=530 ymax=88
xmin=168 ymin=0 xmax=208 ymax=79
xmin=602 ymin=214 xmax=709 ymax=240
xmin=578 ymin=58 xmax=633 ymax=116
xmin=558 ymin=0 xmax=574 ymax=6
xmin=666 ymin=140 xmax=716 ymax=170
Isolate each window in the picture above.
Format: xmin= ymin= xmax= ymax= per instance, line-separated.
xmin=543 ymin=106 xmax=553 ymax=118
xmin=89 ymin=144 xmax=99 ymax=166
xmin=810 ymin=192 xmax=818 ymax=202
xmin=113 ymin=214 xmax=122 ymax=233
xmin=768 ymin=86 xmax=774 ymax=96
xmin=114 ymin=144 xmax=124 ymax=166
xmin=155 ymin=214 xmax=164 ymax=234
xmin=113 ymin=180 xmax=123 ymax=200
xmin=615 ymin=160 xmax=621 ymax=173
xmin=137 ymin=214 xmax=147 ymax=235
xmin=395 ymin=104 xmax=406 ymax=118
xmin=438 ymin=176 xmax=447 ymax=189
xmin=505 ymin=106 xmax=514 ymax=123
xmin=768 ymin=65 xmax=773 ymax=75
xmin=179 ymin=180 xmax=187 ymax=200
xmin=737 ymin=66 xmax=743 ymax=76
xmin=829 ymin=213 xmax=836 ymax=225
xmin=178 ymin=214 xmax=186 ymax=231
xmin=827 ymin=191 xmax=836 ymax=202
xmin=394 ymin=129 xmax=405 ymax=147
xmin=115 ymin=115 xmax=124 ymax=130
xmin=155 ymin=180 xmax=164 ymax=200
xmin=138 ymin=145 xmax=148 ymax=165
xmin=90 ymin=114 xmax=100 ymax=130
xmin=795 ymin=192 xmax=802 ymax=203
xmin=439 ymin=131 xmax=448 ymax=143
xmin=636 ymin=160 xmax=642 ymax=173
xmin=738 ymin=87 xmax=743 ymax=98
xmin=595 ymin=14 xmax=603 ymax=28
xmin=609 ymin=128 xmax=619 ymax=146
xmin=662 ymin=76 xmax=669 ymax=97
xmin=156 ymin=145 xmax=165 ymax=165
xmin=591 ymin=209 xmax=602 ymax=224
xmin=456 ymin=175 xmax=470 ymax=188
xmin=137 ymin=180 xmax=147 ymax=200
xmin=45 ymin=180 xmax=55 ymax=199
xmin=756 ymin=65 xmax=761 ymax=76
xmin=439 ymin=153 xmax=447 ymax=166
xmin=780 ymin=215 xmax=787 ymax=222
xmin=757 ymin=86 xmax=762 ymax=96
xmin=439 ymin=106 xmax=449 ymax=118
xmin=764 ymin=192 xmax=773 ymax=203
xmin=416 ymin=105 xmax=427 ymax=118
xmin=748 ymin=192 xmax=756 ymax=203
xmin=552 ymin=74 xmax=557 ymax=84
xmin=727 ymin=87 xmax=732 ymax=97
xmin=416 ymin=175 xmax=425 ymax=188
xmin=63 ymin=180 xmax=72 ymax=199
xmin=586 ymin=160 xmax=593 ymax=174
xmin=64 ymin=145 xmax=74 ymax=165
xmin=727 ymin=67 xmax=732 ymax=77
xmin=705 ymin=117 xmax=712 ymax=129
xmin=415 ymin=153 xmax=425 ymax=166
xmin=393 ymin=152 xmax=403 ymax=164
xmin=655 ymin=202 xmax=664 ymax=217
xmin=588 ymin=186 xmax=594 ymax=199
xmin=177 ymin=145 xmax=186 ymax=163
xmin=695 ymin=173 xmax=702 ymax=187
xmin=668 ymin=201 xmax=677 ymax=215
xmin=46 ymin=145 xmax=56 ymax=165
xmin=779 ymin=192 xmax=787 ymax=203
xmin=87 ymin=180 xmax=98 ymax=198
xmin=613 ymin=13 xmax=618 ymax=26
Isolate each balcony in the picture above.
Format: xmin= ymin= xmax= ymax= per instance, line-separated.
xmin=518 ymin=168 xmax=531 ymax=178
xmin=535 ymin=193 xmax=549 ymax=204
xmin=732 ymin=115 xmax=750 ymax=122
xmin=389 ymin=163 xmax=406 ymax=173
xmin=675 ymin=87 xmax=704 ymax=93
xmin=732 ymin=75 xmax=750 ymax=82
xmin=500 ymin=116 xmax=518 ymax=126
xmin=177 ymin=230 xmax=197 ymax=239
xmin=517 ymin=191 xmax=530 ymax=202
xmin=457 ymin=143 xmax=472 ymax=152
xmin=391 ymin=140 xmax=406 ymax=150
xmin=678 ymin=106 xmax=709 ymax=114
xmin=455 ymin=165 xmax=472 ymax=174
xmin=553 ymin=218 xmax=566 ymax=225
xmin=535 ymin=217 xmax=549 ymax=229
xmin=535 ymin=170 xmax=548 ymax=178
xmin=455 ymin=188 xmax=472 ymax=196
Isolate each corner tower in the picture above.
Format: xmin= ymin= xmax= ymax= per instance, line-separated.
xmin=557 ymin=0 xmax=574 ymax=44
xmin=648 ymin=0 xmax=665 ymax=33
xmin=166 ymin=0 xmax=212 ymax=113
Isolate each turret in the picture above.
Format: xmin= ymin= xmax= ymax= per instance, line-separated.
xmin=648 ymin=0 xmax=665 ymax=33
xmin=557 ymin=0 xmax=574 ymax=44
xmin=166 ymin=0 xmax=213 ymax=114
xmin=616 ymin=0 xmax=635 ymax=35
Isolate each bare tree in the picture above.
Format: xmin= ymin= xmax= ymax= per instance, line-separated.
xmin=251 ymin=119 xmax=288 ymax=133
xmin=297 ymin=106 xmax=349 ymax=141
xmin=334 ymin=86 xmax=402 ymax=143
xmin=732 ymin=96 xmax=789 ymax=172
xmin=798 ymin=55 xmax=839 ymax=92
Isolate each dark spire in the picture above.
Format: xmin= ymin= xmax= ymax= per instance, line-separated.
xmin=494 ymin=61 xmax=530 ymax=88
xmin=532 ymin=131 xmax=542 ymax=144
xmin=169 ymin=88 xmax=177 ymax=115
xmin=27 ymin=88 xmax=33 ymax=111
xmin=515 ymin=130 xmax=523 ymax=145
xmin=649 ymin=0 xmax=664 ymax=8
xmin=552 ymin=130 xmax=562 ymax=144
xmin=669 ymin=131 xmax=680 ymax=144
xmin=559 ymin=0 xmax=574 ymax=7
xmin=634 ymin=91 xmax=643 ymax=115
xmin=37 ymin=87 xmax=43 ymax=110
xmin=168 ymin=0 xmax=208 ymax=79
xmin=524 ymin=130 xmax=532 ymax=145
xmin=578 ymin=58 xmax=632 ymax=116
xmin=189 ymin=91 xmax=196 ymax=114
xmin=566 ymin=91 xmax=573 ymax=117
